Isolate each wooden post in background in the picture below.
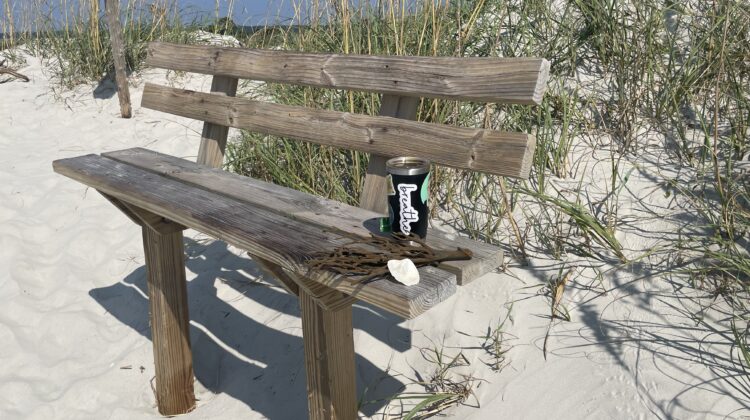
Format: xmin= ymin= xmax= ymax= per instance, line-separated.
xmin=104 ymin=0 xmax=132 ymax=118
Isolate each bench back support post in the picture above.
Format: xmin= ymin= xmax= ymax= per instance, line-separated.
xmin=197 ymin=75 xmax=238 ymax=167
xmin=359 ymin=95 xmax=419 ymax=213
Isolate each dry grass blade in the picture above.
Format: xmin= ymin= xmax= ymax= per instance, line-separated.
xmin=543 ymin=268 xmax=574 ymax=360
xmin=551 ymin=269 xmax=573 ymax=319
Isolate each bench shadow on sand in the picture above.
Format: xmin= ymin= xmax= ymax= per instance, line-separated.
xmin=89 ymin=237 xmax=409 ymax=419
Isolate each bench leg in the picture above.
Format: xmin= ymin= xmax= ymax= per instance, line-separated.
xmin=142 ymin=225 xmax=196 ymax=415
xmin=300 ymin=289 xmax=358 ymax=420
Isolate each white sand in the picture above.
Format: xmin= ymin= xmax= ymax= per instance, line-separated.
xmin=0 ymin=55 xmax=746 ymax=419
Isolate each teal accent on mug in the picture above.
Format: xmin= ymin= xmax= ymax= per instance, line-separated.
xmin=420 ymin=173 xmax=430 ymax=204
xmin=379 ymin=217 xmax=391 ymax=233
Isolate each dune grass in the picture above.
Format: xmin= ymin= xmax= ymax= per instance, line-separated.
xmin=1 ymin=0 xmax=198 ymax=86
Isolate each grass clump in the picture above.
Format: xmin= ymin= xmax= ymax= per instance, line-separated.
xmin=2 ymin=0 xmax=199 ymax=87
xmin=381 ymin=341 xmax=481 ymax=419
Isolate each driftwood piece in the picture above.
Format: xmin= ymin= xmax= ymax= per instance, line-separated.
xmin=104 ymin=0 xmax=132 ymax=117
xmin=307 ymin=233 xmax=473 ymax=283
xmin=0 ymin=61 xmax=30 ymax=82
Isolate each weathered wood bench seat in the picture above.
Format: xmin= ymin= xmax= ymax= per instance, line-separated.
xmin=53 ymin=42 xmax=548 ymax=419
xmin=54 ymin=148 xmax=499 ymax=317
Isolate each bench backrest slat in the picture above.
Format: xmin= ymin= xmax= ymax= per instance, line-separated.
xmin=142 ymin=83 xmax=535 ymax=178
xmin=146 ymin=42 xmax=549 ymax=105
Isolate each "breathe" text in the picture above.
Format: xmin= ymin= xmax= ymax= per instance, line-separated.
xmin=397 ymin=184 xmax=419 ymax=234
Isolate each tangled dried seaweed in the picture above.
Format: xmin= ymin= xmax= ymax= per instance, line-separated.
xmin=306 ymin=233 xmax=472 ymax=283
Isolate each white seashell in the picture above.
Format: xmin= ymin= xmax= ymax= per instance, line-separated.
xmin=387 ymin=259 xmax=420 ymax=286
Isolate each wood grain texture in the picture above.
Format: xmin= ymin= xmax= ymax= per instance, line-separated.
xmin=104 ymin=148 xmax=502 ymax=284
xmin=197 ymin=75 xmax=238 ymax=167
xmin=53 ymin=154 xmax=456 ymax=318
xmin=146 ymin=42 xmax=550 ymax=105
xmin=359 ymin=95 xmax=419 ymax=214
xmin=141 ymin=223 xmax=195 ymax=415
xmin=141 ymin=83 xmax=535 ymax=179
xmin=104 ymin=0 xmax=131 ymax=118
xmin=300 ymin=290 xmax=357 ymax=420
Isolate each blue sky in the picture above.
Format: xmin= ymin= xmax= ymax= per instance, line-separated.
xmin=4 ymin=1 xmax=318 ymax=30
xmin=0 ymin=0 xmax=394 ymax=29
xmin=177 ymin=1 xmax=306 ymax=26
xmin=3 ymin=0 xmax=396 ymax=33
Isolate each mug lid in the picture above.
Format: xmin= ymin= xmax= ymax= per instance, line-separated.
xmin=386 ymin=156 xmax=430 ymax=176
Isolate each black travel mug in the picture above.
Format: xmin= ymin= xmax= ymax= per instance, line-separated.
xmin=386 ymin=157 xmax=430 ymax=238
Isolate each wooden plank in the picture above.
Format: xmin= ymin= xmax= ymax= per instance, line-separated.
xmin=197 ymin=75 xmax=238 ymax=167
xmin=359 ymin=95 xmax=419 ymax=214
xmin=146 ymin=42 xmax=550 ymax=105
xmin=104 ymin=0 xmax=132 ymax=118
xmin=141 ymin=83 xmax=535 ymax=179
xmin=300 ymin=290 xmax=357 ymax=419
xmin=104 ymin=148 xmax=503 ymax=284
xmin=53 ymin=154 xmax=457 ymax=318
xmin=141 ymin=222 xmax=195 ymax=415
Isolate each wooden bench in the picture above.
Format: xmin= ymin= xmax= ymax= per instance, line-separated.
xmin=53 ymin=42 xmax=548 ymax=419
